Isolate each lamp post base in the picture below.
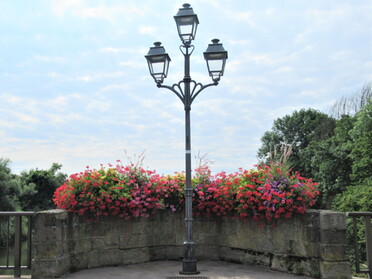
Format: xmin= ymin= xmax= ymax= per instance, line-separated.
xmin=180 ymin=259 xmax=200 ymax=275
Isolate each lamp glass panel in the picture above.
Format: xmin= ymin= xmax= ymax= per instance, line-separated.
xmin=207 ymin=59 xmax=224 ymax=73
xmin=151 ymin=61 xmax=166 ymax=75
xmin=179 ymin=24 xmax=192 ymax=35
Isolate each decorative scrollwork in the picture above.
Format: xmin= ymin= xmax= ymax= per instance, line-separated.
xmin=158 ymin=79 xmax=218 ymax=107
xmin=180 ymin=44 xmax=195 ymax=56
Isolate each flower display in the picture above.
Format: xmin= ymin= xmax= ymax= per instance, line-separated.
xmin=53 ymin=161 xmax=319 ymax=224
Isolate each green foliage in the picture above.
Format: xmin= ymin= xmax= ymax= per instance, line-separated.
xmin=0 ymin=159 xmax=68 ymax=212
xmin=333 ymin=183 xmax=372 ymax=271
xmin=333 ymin=183 xmax=372 ymax=213
xmin=18 ymin=163 xmax=67 ymax=211
xmin=258 ymin=87 xmax=371 ymax=209
xmin=349 ymin=100 xmax=372 ymax=185
xmin=257 ymin=108 xmax=336 ymax=179
xmin=303 ymin=115 xmax=354 ymax=208
xmin=0 ymin=159 xmax=21 ymax=246
xmin=0 ymin=158 xmax=21 ymax=211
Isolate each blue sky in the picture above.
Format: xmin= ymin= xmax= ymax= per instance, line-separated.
xmin=0 ymin=0 xmax=371 ymax=175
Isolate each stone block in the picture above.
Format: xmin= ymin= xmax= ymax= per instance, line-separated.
xmin=120 ymin=248 xmax=151 ymax=265
xmin=321 ymin=244 xmax=348 ymax=261
xmin=34 ymin=240 xmax=66 ymax=259
xmin=149 ymin=246 xmax=167 ymax=260
xmin=86 ymin=250 xmax=100 ymax=268
xmin=98 ymin=249 xmax=127 ymax=266
xmin=157 ymin=233 xmax=176 ymax=246
xmin=320 ymin=229 xmax=347 ymax=245
xmin=73 ymin=238 xmax=92 ymax=254
xmin=195 ymin=233 xmax=218 ymax=245
xmin=306 ymin=225 xmax=321 ymax=243
xmin=70 ymin=252 xmax=89 ymax=271
xmin=304 ymin=209 xmax=321 ymax=227
xmin=196 ymin=244 xmax=219 ymax=260
xmin=31 ymin=255 xmax=71 ymax=279
xmin=166 ymin=245 xmax=183 ymax=259
xmin=119 ymin=233 xmax=148 ymax=249
xmin=34 ymin=226 xmax=65 ymax=244
xmin=91 ymin=237 xmax=106 ymax=250
xmin=271 ymin=255 xmax=320 ymax=277
xmin=320 ymin=261 xmax=352 ymax=279
xmin=103 ymin=232 xmax=120 ymax=247
xmin=320 ymin=211 xmax=346 ymax=230
xmin=219 ymin=246 xmax=271 ymax=266
xmin=35 ymin=209 xmax=69 ymax=228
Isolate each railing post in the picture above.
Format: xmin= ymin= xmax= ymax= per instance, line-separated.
xmin=14 ymin=215 xmax=22 ymax=278
xmin=348 ymin=212 xmax=372 ymax=278
xmin=7 ymin=216 xmax=11 ymax=267
xmin=365 ymin=216 xmax=372 ymax=279
xmin=353 ymin=217 xmax=361 ymax=273
xmin=27 ymin=215 xmax=33 ymax=269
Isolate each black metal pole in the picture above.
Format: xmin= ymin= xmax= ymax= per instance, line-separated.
xmin=180 ymin=44 xmax=199 ymax=275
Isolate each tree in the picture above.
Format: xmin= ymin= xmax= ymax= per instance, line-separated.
xmin=329 ymin=83 xmax=371 ymax=118
xmin=0 ymin=158 xmax=21 ymax=211
xmin=348 ymin=100 xmax=372 ymax=185
xmin=18 ymin=163 xmax=67 ymax=211
xmin=257 ymin=108 xmax=336 ymax=178
xmin=303 ymin=115 xmax=354 ymax=207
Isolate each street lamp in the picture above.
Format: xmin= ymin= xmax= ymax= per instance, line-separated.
xmin=145 ymin=3 xmax=228 ymax=275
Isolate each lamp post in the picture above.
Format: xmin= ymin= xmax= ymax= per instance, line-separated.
xmin=145 ymin=3 xmax=228 ymax=275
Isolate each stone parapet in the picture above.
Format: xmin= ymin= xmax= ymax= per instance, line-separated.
xmin=31 ymin=209 xmax=351 ymax=279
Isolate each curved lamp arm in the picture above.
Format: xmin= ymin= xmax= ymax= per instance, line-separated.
xmin=190 ymin=80 xmax=218 ymax=104
xmin=157 ymin=79 xmax=218 ymax=107
xmin=157 ymin=82 xmax=185 ymax=105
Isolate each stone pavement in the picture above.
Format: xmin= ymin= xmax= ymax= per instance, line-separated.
xmin=59 ymin=260 xmax=316 ymax=279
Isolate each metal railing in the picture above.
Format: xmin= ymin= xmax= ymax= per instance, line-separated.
xmin=347 ymin=212 xmax=372 ymax=278
xmin=0 ymin=212 xmax=35 ymax=278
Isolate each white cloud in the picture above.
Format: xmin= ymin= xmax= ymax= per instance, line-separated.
xmin=228 ymin=11 xmax=253 ymax=22
xmin=52 ymin=0 xmax=146 ymax=22
xmin=99 ymin=84 xmax=128 ymax=92
xmin=299 ymin=90 xmax=320 ymax=98
xmin=46 ymin=96 xmax=68 ymax=109
xmin=330 ymin=50 xmax=353 ymax=61
xmin=85 ymin=99 xmax=113 ymax=112
xmin=138 ymin=25 xmax=157 ymax=35
xmin=76 ymin=75 xmax=93 ymax=82
xmin=34 ymin=55 xmax=66 ymax=63
xmin=0 ymin=119 xmax=17 ymax=129
xmin=14 ymin=112 xmax=39 ymax=124
xmin=119 ymin=61 xmax=143 ymax=69
xmin=100 ymin=47 xmax=146 ymax=54
xmin=101 ymin=47 xmax=123 ymax=53
xmin=272 ymin=66 xmax=293 ymax=74
xmin=52 ymin=0 xmax=84 ymax=17
xmin=76 ymin=72 xmax=125 ymax=82
xmin=228 ymin=39 xmax=253 ymax=46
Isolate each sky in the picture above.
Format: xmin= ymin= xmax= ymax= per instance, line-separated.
xmin=0 ymin=0 xmax=371 ymax=176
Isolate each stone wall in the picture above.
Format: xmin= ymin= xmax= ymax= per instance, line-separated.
xmin=32 ymin=209 xmax=351 ymax=279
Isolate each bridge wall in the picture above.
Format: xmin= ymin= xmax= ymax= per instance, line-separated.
xmin=32 ymin=209 xmax=351 ymax=279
